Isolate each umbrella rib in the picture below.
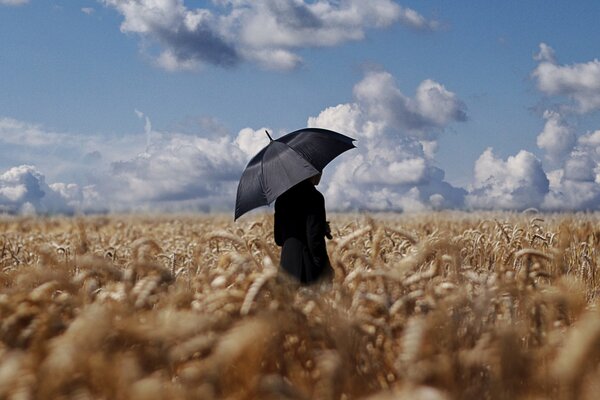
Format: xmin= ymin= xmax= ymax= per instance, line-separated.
xmin=261 ymin=142 xmax=318 ymax=203
xmin=277 ymin=141 xmax=321 ymax=186
xmin=276 ymin=134 xmax=354 ymax=172
xmin=260 ymin=155 xmax=268 ymax=200
xmin=277 ymin=140 xmax=317 ymax=170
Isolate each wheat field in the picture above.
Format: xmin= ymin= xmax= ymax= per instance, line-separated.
xmin=0 ymin=212 xmax=599 ymax=400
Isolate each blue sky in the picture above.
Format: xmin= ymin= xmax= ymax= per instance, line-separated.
xmin=2 ymin=0 xmax=600 ymax=214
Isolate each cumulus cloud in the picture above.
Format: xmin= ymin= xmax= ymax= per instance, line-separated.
xmin=235 ymin=128 xmax=271 ymax=159
xmin=542 ymin=134 xmax=600 ymax=210
xmin=102 ymin=0 xmax=239 ymax=70
xmin=525 ymin=43 xmax=600 ymax=210
xmin=466 ymin=148 xmax=549 ymax=210
xmin=352 ymin=71 xmax=467 ymax=139
xmin=0 ymin=165 xmax=78 ymax=215
xmin=320 ymin=137 xmax=466 ymax=212
xmin=0 ymin=112 xmax=276 ymax=214
xmin=534 ymin=122 xmax=600 ymax=211
xmin=310 ymin=71 xmax=467 ymax=139
xmin=2 ymin=68 xmax=468 ymax=215
xmin=308 ymin=70 xmax=467 ymax=212
xmin=81 ymin=7 xmax=95 ymax=15
xmin=102 ymin=0 xmax=438 ymax=71
xmin=544 ymin=180 xmax=600 ymax=211
xmin=536 ymin=110 xmax=576 ymax=164
xmin=411 ymin=43 xmax=600 ymax=212
xmin=95 ymin=112 xmax=276 ymax=212
xmin=532 ymin=43 xmax=600 ymax=113
xmin=543 ymin=160 xmax=600 ymax=211
xmin=105 ymin=131 xmax=248 ymax=211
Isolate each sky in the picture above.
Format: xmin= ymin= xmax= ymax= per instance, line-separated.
xmin=2 ymin=0 xmax=600 ymax=215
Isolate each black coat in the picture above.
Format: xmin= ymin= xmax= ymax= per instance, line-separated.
xmin=274 ymin=180 xmax=331 ymax=283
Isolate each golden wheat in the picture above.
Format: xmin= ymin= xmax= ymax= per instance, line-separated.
xmin=0 ymin=212 xmax=600 ymax=399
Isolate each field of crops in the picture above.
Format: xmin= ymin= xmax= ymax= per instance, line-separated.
xmin=1 ymin=212 xmax=599 ymax=399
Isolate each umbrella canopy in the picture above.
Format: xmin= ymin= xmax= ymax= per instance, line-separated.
xmin=234 ymin=128 xmax=356 ymax=220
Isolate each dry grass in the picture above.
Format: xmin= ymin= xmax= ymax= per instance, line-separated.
xmin=1 ymin=211 xmax=600 ymax=399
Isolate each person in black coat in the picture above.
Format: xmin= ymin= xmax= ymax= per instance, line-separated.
xmin=274 ymin=173 xmax=333 ymax=284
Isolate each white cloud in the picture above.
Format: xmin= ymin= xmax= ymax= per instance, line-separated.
xmin=155 ymin=49 xmax=202 ymax=71
xmin=542 ymin=138 xmax=600 ymax=211
xmin=532 ymin=43 xmax=600 ymax=113
xmin=81 ymin=7 xmax=95 ymax=15
xmin=309 ymin=69 xmax=467 ymax=212
xmin=414 ymin=79 xmax=468 ymax=128
xmin=0 ymin=114 xmax=269 ymax=214
xmin=352 ymin=71 xmax=467 ymax=139
xmin=0 ymin=117 xmax=70 ymax=146
xmin=235 ymin=128 xmax=271 ymax=159
xmin=0 ymin=0 xmax=28 ymax=6
xmin=321 ymin=142 xmax=465 ymax=212
xmin=534 ymin=42 xmax=555 ymax=63
xmin=523 ymin=43 xmax=600 ymax=211
xmin=0 ymin=117 xmax=147 ymax=184
xmin=230 ymin=0 xmax=411 ymax=52
xmin=531 ymin=117 xmax=600 ymax=211
xmin=466 ymin=148 xmax=549 ymax=210
xmin=543 ymin=153 xmax=600 ymax=210
xmin=544 ymin=180 xmax=600 ymax=211
xmin=242 ymin=48 xmax=303 ymax=71
xmin=536 ymin=110 xmax=576 ymax=164
xmin=563 ymin=150 xmax=596 ymax=181
xmin=102 ymin=0 xmax=238 ymax=71
xmin=420 ymin=140 xmax=438 ymax=159
xmin=344 ymin=140 xmax=428 ymax=186
xmin=0 ymin=166 xmax=76 ymax=214
xmin=102 ymin=0 xmax=438 ymax=71
xmin=578 ymin=129 xmax=600 ymax=149
xmin=105 ymin=131 xmax=248 ymax=211
xmin=397 ymin=6 xmax=439 ymax=31
xmin=1 ymin=70 xmax=467 ymax=215
xmin=307 ymin=103 xmax=383 ymax=140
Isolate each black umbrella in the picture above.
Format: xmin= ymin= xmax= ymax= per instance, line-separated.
xmin=234 ymin=128 xmax=356 ymax=220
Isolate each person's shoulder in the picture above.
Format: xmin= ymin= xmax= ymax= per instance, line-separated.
xmin=275 ymin=193 xmax=286 ymax=210
xmin=314 ymin=188 xmax=324 ymax=200
xmin=309 ymin=186 xmax=325 ymax=204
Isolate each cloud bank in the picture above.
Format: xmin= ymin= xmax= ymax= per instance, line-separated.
xmin=466 ymin=149 xmax=549 ymax=210
xmin=0 ymin=166 xmax=74 ymax=214
xmin=4 ymin=43 xmax=600 ymax=215
xmin=308 ymin=70 xmax=467 ymax=212
xmin=0 ymin=113 xmax=276 ymax=214
xmin=1 ymin=67 xmax=468 ymax=215
xmin=101 ymin=0 xmax=438 ymax=71
xmin=471 ymin=43 xmax=600 ymax=211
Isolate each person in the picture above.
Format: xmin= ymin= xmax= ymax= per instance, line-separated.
xmin=274 ymin=173 xmax=333 ymax=284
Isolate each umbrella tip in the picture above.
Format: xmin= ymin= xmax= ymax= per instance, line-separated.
xmin=265 ymin=130 xmax=274 ymax=141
